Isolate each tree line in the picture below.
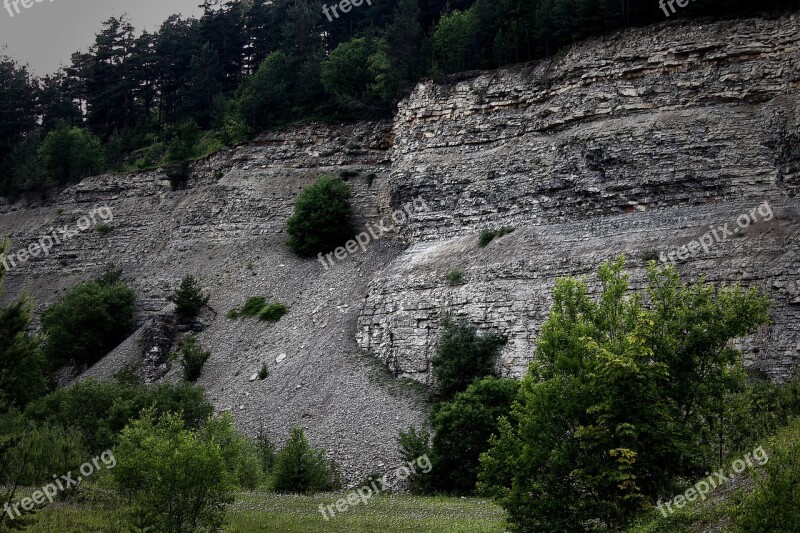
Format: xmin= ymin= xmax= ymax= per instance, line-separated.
xmin=1 ymin=0 xmax=798 ymax=196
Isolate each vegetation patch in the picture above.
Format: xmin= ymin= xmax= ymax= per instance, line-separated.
xmin=229 ymin=297 xmax=288 ymax=323
xmin=478 ymin=227 xmax=515 ymax=248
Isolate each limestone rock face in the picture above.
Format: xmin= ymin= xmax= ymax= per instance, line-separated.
xmin=357 ymin=14 xmax=800 ymax=384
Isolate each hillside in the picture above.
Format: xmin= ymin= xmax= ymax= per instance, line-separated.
xmin=1 ymin=12 xmax=799 ymax=486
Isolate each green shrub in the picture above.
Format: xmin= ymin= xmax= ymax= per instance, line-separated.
xmin=168 ymin=274 xmax=210 ymax=321
xmin=259 ymin=303 xmax=288 ymax=322
xmin=478 ymin=227 xmax=516 ymax=248
xmin=732 ymin=419 xmax=800 ymax=532
xmin=286 ymin=175 xmax=353 ymax=257
xmin=204 ymin=412 xmax=265 ymax=490
xmin=432 ymin=316 xmax=506 ymax=401
xmin=113 ymin=411 xmax=233 ymax=532
xmin=258 ymin=363 xmax=269 ymax=380
xmin=0 ymin=409 xmax=86 ymax=490
xmin=446 ymin=269 xmax=464 ymax=285
xmin=41 ymin=269 xmax=136 ymax=369
xmin=177 ymin=337 xmax=211 ymax=383
xmin=478 ymin=257 xmax=772 ymax=531
xmin=24 ymin=380 xmax=213 ymax=453
xmin=430 ymin=377 xmax=519 ymax=495
xmin=94 ymin=223 xmax=113 ymax=234
xmin=398 ymin=427 xmax=433 ymax=495
xmin=271 ymin=428 xmax=341 ymax=494
xmin=366 ymin=173 xmax=377 ymax=188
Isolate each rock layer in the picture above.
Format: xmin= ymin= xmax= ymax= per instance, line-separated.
xmin=358 ymin=14 xmax=800 ymax=383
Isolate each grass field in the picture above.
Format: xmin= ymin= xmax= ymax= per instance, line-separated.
xmin=21 ymin=491 xmax=507 ymax=532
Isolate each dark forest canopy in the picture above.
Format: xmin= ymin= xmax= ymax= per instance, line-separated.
xmin=1 ymin=0 xmax=798 ymax=196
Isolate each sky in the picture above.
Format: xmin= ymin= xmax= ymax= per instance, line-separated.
xmin=0 ymin=0 xmax=206 ymax=74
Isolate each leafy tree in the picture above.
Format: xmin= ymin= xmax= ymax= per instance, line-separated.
xmin=168 ymin=274 xmax=210 ymax=320
xmin=271 ymin=428 xmax=341 ymax=494
xmin=285 ymin=175 xmax=353 ymax=257
xmin=37 ymin=123 xmax=107 ymax=186
xmin=0 ymin=240 xmax=45 ymax=407
xmin=204 ymin=412 xmax=264 ymax=490
xmin=3 ymin=133 xmax=47 ymax=196
xmin=430 ymin=377 xmax=519 ymax=494
xmin=177 ymin=336 xmax=212 ymax=383
xmin=0 ymin=57 xmax=37 ymax=162
xmin=113 ymin=410 xmax=233 ymax=532
xmin=41 ymin=270 xmax=135 ymax=369
xmin=478 ymin=257 xmax=771 ymax=531
xmin=398 ymin=426 xmax=433 ymax=495
xmin=236 ymin=50 xmax=294 ymax=130
xmin=321 ymin=37 xmax=384 ymax=112
xmin=165 ymin=120 xmax=202 ymax=162
xmin=431 ymin=316 xmax=506 ymax=401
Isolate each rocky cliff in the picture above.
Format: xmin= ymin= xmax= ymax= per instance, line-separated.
xmin=1 ymin=13 xmax=799 ymax=482
xmin=358 ymin=13 xmax=800 ymax=383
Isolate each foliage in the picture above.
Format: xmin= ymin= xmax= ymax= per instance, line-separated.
xmin=398 ymin=426 xmax=433 ymax=495
xmin=168 ymin=274 xmax=210 ymax=320
xmin=446 ymin=269 xmax=464 ymax=285
xmin=732 ymin=417 xmax=800 ymax=532
xmin=478 ymin=256 xmax=772 ymax=531
xmin=24 ymin=380 xmax=213 ymax=453
xmin=229 ymin=297 xmax=287 ymax=323
xmin=112 ymin=410 xmax=233 ymax=532
xmin=431 ymin=316 xmax=506 ymax=401
xmin=271 ymin=428 xmax=341 ymax=494
xmin=286 ymin=175 xmax=353 ymax=257
xmin=0 ymin=407 xmax=86 ymax=491
xmin=258 ymin=363 xmax=269 ymax=380
xmin=258 ymin=303 xmax=288 ymax=322
xmin=165 ymin=119 xmax=201 ymax=162
xmin=41 ymin=269 xmax=135 ymax=370
xmin=37 ymin=123 xmax=106 ymax=186
xmin=321 ymin=37 xmax=386 ymax=111
xmin=0 ymin=239 xmax=45 ymax=407
xmin=94 ymin=223 xmax=113 ymax=234
xmin=430 ymin=377 xmax=519 ymax=495
xmin=240 ymin=296 xmax=267 ymax=317
xmin=176 ymin=336 xmax=212 ymax=383
xmin=478 ymin=227 xmax=515 ymax=248
xmin=204 ymin=412 xmax=265 ymax=490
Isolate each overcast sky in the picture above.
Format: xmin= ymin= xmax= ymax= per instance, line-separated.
xmin=0 ymin=0 xmax=206 ymax=74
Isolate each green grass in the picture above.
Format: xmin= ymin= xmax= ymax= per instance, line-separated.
xmin=227 ymin=492 xmax=506 ymax=532
xmin=23 ymin=492 xmax=505 ymax=533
